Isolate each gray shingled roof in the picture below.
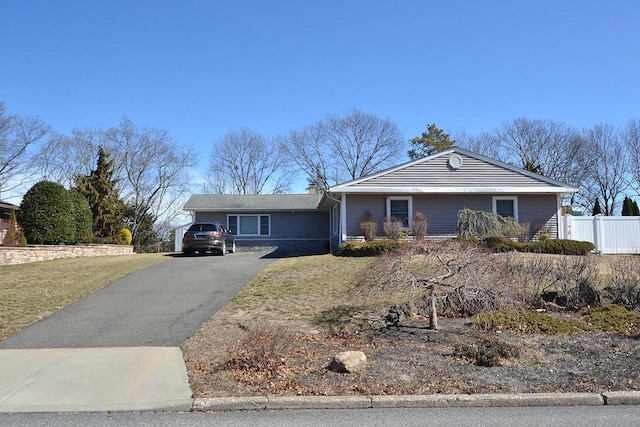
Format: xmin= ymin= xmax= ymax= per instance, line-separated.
xmin=183 ymin=194 xmax=322 ymax=211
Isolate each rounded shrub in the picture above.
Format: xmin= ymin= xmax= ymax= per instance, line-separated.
xmin=20 ymin=181 xmax=75 ymax=244
xmin=116 ymin=228 xmax=133 ymax=245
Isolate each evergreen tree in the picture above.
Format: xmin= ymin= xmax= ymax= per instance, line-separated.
xmin=68 ymin=189 xmax=93 ymax=243
xmin=622 ymin=196 xmax=634 ymax=216
xmin=3 ymin=208 xmax=23 ymax=247
xmin=408 ymin=123 xmax=455 ymax=159
xmin=592 ymin=199 xmax=603 ymax=215
xmin=74 ymin=147 xmax=126 ymax=242
xmin=634 ymin=200 xmax=640 ymax=216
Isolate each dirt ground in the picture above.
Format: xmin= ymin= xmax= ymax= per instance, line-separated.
xmin=183 ymin=312 xmax=640 ymax=398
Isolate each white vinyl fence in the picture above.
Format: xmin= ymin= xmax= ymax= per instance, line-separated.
xmin=561 ymin=215 xmax=640 ymax=254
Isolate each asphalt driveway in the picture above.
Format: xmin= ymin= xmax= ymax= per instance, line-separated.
xmin=0 ymin=251 xmax=277 ymax=349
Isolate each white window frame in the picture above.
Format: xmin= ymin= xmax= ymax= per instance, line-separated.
xmin=492 ymin=196 xmax=519 ymax=221
xmin=332 ymin=203 xmax=339 ymax=235
xmin=227 ymin=214 xmax=271 ymax=236
xmin=386 ymin=196 xmax=413 ymax=229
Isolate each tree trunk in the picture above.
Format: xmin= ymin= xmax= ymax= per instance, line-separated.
xmin=429 ymin=294 xmax=438 ymax=330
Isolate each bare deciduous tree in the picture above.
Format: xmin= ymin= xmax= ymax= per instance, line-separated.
xmin=578 ymin=123 xmax=629 ymax=215
xmin=104 ymin=117 xmax=197 ymax=243
xmin=207 ymin=128 xmax=291 ymax=194
xmin=281 ymin=109 xmax=405 ymax=190
xmin=622 ymin=118 xmax=640 ymax=198
xmin=33 ymin=128 xmax=103 ymax=187
xmin=495 ymin=118 xmax=586 ymax=185
xmin=0 ymin=103 xmax=50 ymax=194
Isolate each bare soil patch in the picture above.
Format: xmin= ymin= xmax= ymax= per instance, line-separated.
xmin=184 ymin=312 xmax=640 ymax=397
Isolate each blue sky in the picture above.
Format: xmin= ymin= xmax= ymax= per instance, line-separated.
xmin=2 ymin=1 xmax=639 ymax=194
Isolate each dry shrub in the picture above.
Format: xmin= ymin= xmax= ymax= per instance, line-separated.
xmin=505 ymin=253 xmax=600 ymax=310
xmin=383 ymin=217 xmax=403 ymax=241
xmin=453 ymin=338 xmax=520 ymax=367
xmin=604 ymin=257 xmax=640 ymax=310
xmin=360 ymin=210 xmax=378 ymax=242
xmin=353 ymin=240 xmax=531 ymax=319
xmin=412 ymin=211 xmax=428 ymax=240
xmin=225 ymin=325 xmax=298 ymax=386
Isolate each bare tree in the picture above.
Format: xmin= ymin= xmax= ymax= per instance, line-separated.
xmin=281 ymin=109 xmax=405 ymax=189
xmin=578 ymin=123 xmax=629 ymax=215
xmin=32 ymin=128 xmax=103 ymax=187
xmin=495 ymin=118 xmax=586 ymax=184
xmin=622 ymin=118 xmax=640 ymax=198
xmin=104 ymin=117 xmax=197 ymax=243
xmin=455 ymin=131 xmax=504 ymax=161
xmin=207 ymin=128 xmax=291 ymax=194
xmin=0 ymin=103 xmax=50 ymax=194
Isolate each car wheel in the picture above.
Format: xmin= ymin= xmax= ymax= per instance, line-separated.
xmin=220 ymin=241 xmax=226 ymax=256
xmin=229 ymin=240 xmax=236 ymax=253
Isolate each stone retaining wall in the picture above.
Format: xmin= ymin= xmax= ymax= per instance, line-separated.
xmin=0 ymin=245 xmax=134 ymax=266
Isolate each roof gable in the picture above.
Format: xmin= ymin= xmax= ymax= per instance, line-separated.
xmin=329 ymin=148 xmax=577 ymax=194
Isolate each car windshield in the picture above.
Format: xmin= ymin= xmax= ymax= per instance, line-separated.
xmin=189 ymin=223 xmax=218 ymax=232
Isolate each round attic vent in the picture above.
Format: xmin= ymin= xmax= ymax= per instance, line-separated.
xmin=448 ymin=154 xmax=463 ymax=169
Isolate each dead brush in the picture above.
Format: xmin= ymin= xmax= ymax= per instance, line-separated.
xmin=225 ymin=325 xmax=298 ymax=385
xmin=352 ymin=240 xmax=531 ymax=327
xmin=604 ymin=257 xmax=640 ymax=310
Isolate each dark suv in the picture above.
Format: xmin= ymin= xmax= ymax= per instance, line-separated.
xmin=182 ymin=222 xmax=236 ymax=255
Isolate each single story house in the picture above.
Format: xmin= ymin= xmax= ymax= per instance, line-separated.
xmin=181 ymin=148 xmax=577 ymax=254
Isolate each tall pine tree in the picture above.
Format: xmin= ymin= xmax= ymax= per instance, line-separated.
xmin=74 ymin=147 xmax=126 ymax=242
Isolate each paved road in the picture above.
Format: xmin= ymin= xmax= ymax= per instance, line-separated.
xmin=0 ymin=251 xmax=276 ymax=349
xmin=2 ymin=405 xmax=640 ymax=426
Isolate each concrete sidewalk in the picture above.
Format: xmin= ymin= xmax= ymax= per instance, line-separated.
xmin=0 ymin=347 xmax=192 ymax=413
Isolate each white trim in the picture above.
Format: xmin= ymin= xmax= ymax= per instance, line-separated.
xmin=386 ymin=196 xmax=413 ymax=228
xmin=492 ymin=196 xmax=519 ymax=221
xmin=340 ymin=193 xmax=347 ymax=243
xmin=227 ymin=214 xmax=271 ymax=236
xmin=329 ymin=186 xmax=576 ymax=194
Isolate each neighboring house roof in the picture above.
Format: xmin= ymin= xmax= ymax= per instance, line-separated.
xmin=0 ymin=200 xmax=20 ymax=211
xmin=184 ymin=194 xmax=324 ymax=212
xmin=329 ymin=148 xmax=578 ymax=194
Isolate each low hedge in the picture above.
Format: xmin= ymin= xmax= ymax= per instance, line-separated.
xmin=484 ymin=237 xmax=595 ymax=255
xmin=336 ymin=239 xmax=403 ymax=257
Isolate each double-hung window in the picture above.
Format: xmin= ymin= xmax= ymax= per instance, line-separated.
xmin=386 ymin=196 xmax=412 ymax=228
xmin=492 ymin=196 xmax=518 ymax=221
xmin=228 ymin=215 xmax=270 ymax=236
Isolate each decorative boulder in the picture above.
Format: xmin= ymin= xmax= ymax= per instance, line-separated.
xmin=328 ymin=351 xmax=367 ymax=374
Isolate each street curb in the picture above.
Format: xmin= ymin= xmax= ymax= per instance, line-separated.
xmin=603 ymin=391 xmax=640 ymax=405
xmin=192 ymin=391 xmax=638 ymax=412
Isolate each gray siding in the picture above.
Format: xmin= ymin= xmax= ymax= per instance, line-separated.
xmin=414 ymin=194 xmax=491 ymax=236
xmin=518 ymin=194 xmax=559 ymax=238
xmin=345 ymin=195 xmax=386 ymax=238
xmin=354 ymin=154 xmax=552 ymax=188
xmin=195 ymin=211 xmax=329 ymax=240
xmin=344 ymin=193 xmax=559 ymax=239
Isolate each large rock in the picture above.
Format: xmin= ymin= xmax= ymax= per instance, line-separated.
xmin=328 ymin=351 xmax=367 ymax=374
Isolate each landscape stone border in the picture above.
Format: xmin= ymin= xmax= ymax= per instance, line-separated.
xmin=0 ymin=245 xmax=133 ymax=265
